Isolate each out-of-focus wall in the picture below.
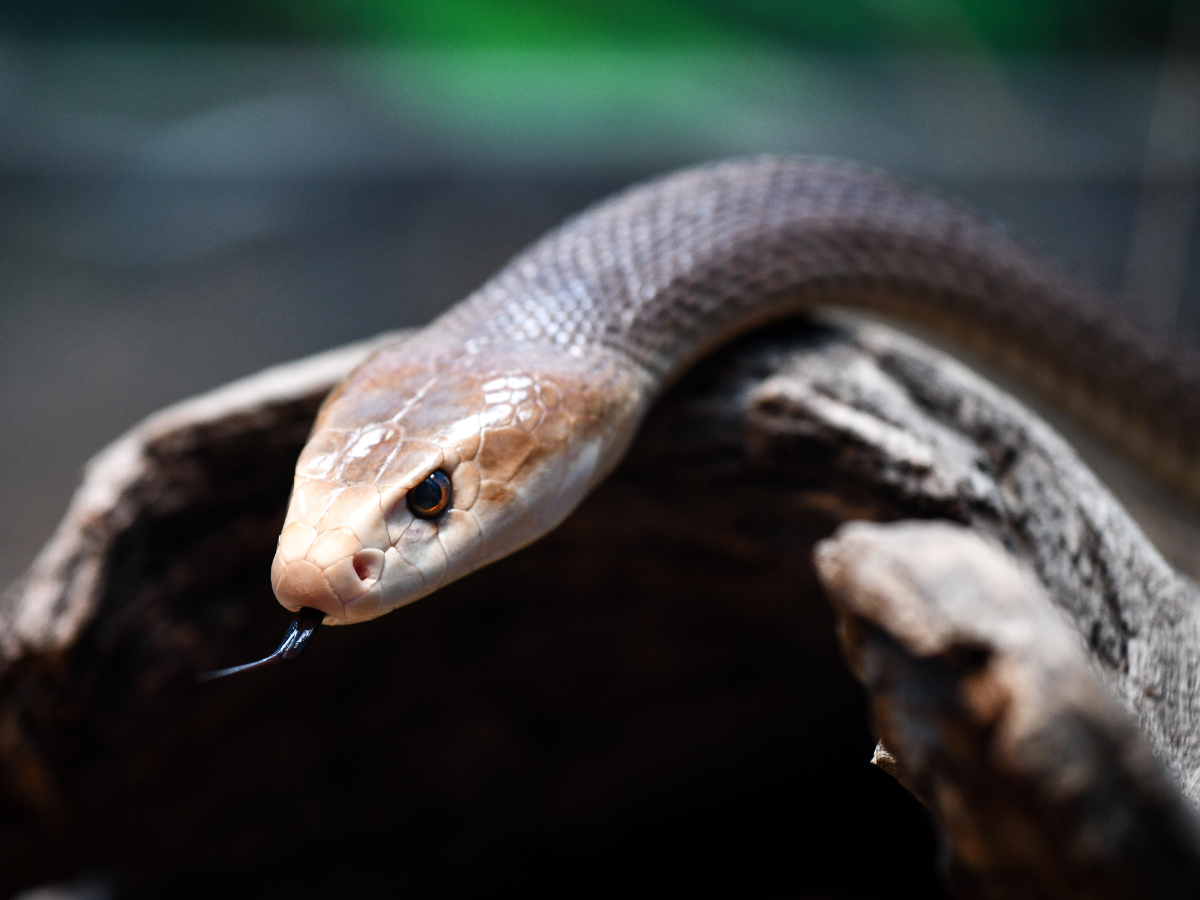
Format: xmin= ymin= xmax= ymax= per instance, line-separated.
xmin=1 ymin=2 xmax=1197 ymax=587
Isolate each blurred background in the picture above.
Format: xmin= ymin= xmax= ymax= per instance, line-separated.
xmin=1 ymin=2 xmax=1199 ymax=898
xmin=0 ymin=0 xmax=1195 ymax=588
xmin=1 ymin=0 xmax=1198 ymax=588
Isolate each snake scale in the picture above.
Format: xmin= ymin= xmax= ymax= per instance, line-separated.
xmin=238 ymin=157 xmax=1200 ymax=645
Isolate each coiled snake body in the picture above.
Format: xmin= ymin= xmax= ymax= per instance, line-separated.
xmin=264 ymin=157 xmax=1200 ymax=628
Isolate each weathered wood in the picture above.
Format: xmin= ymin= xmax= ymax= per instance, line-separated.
xmin=743 ymin=321 xmax=1200 ymax=799
xmin=1 ymin=316 xmax=1197 ymax=898
xmin=817 ymin=521 xmax=1200 ymax=899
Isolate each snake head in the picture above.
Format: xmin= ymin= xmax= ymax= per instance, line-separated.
xmin=270 ymin=339 xmax=644 ymax=624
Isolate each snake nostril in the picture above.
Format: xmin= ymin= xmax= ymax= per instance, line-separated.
xmin=352 ymin=549 xmax=385 ymax=585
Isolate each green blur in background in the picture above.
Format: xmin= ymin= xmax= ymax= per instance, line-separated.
xmin=0 ymin=4 xmax=1198 ymax=896
xmin=0 ymin=0 xmax=1179 ymax=53
xmin=0 ymin=0 xmax=1197 ymax=590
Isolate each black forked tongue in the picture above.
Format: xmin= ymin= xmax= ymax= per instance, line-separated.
xmin=198 ymin=607 xmax=325 ymax=682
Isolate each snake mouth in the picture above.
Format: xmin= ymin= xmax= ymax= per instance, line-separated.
xmin=272 ymin=558 xmax=345 ymax=619
xmin=271 ymin=541 xmax=387 ymax=622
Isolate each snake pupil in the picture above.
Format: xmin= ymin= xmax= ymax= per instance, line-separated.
xmin=408 ymin=469 xmax=452 ymax=519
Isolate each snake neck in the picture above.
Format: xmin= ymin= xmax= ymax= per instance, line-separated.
xmin=432 ymin=156 xmax=1200 ymax=502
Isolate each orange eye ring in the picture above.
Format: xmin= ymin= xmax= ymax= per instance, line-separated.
xmin=407 ymin=469 xmax=452 ymax=519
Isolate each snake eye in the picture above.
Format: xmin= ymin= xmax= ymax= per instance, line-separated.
xmin=407 ymin=469 xmax=452 ymax=519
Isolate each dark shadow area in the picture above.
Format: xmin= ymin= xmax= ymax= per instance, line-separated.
xmin=0 ymin=322 xmax=948 ymax=899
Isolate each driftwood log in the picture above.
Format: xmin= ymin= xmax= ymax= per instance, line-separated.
xmin=3 ymin=317 xmax=1200 ymax=899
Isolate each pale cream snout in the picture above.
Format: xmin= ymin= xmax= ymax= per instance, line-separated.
xmin=271 ymin=523 xmax=385 ymax=622
xmin=270 ymin=479 xmax=417 ymax=624
xmin=270 ymin=338 xmax=647 ymax=624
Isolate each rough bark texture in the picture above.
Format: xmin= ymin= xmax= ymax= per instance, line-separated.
xmin=816 ymin=521 xmax=1200 ymax=899
xmin=2 ymin=316 xmax=1198 ymax=899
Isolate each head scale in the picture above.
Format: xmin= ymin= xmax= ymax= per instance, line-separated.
xmin=270 ymin=338 xmax=642 ymax=624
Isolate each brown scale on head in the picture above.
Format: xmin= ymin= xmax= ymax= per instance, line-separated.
xmin=268 ymin=339 xmax=646 ymax=626
xmin=203 ymin=156 xmax=1200 ymax=679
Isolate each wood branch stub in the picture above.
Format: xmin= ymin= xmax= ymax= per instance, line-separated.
xmin=740 ymin=321 xmax=1200 ymax=800
xmin=816 ymin=520 xmax=1200 ymax=899
xmin=0 ymin=316 xmax=1196 ymax=898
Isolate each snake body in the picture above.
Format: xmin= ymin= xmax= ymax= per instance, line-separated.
xmin=269 ymin=157 xmax=1200 ymax=625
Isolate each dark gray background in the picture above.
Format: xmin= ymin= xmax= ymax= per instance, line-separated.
xmin=2 ymin=41 xmax=1199 ymax=588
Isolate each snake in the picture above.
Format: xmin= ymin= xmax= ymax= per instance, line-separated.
xmin=201 ymin=156 xmax=1200 ymax=676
